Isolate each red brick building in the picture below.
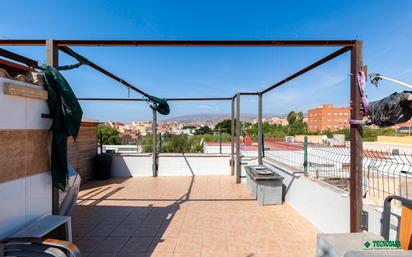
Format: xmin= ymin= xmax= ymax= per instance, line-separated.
xmin=307 ymin=104 xmax=350 ymax=132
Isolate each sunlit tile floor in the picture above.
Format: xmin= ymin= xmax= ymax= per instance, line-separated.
xmin=72 ymin=176 xmax=319 ymax=257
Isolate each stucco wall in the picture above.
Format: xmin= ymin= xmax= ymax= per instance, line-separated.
xmin=377 ymin=136 xmax=412 ymax=145
xmin=111 ymin=153 xmax=231 ymax=177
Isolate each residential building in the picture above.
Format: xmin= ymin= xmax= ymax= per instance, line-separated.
xmin=307 ymin=104 xmax=350 ymax=132
xmin=269 ymin=117 xmax=288 ymax=126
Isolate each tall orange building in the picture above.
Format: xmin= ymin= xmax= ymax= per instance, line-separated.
xmin=307 ymin=104 xmax=350 ymax=132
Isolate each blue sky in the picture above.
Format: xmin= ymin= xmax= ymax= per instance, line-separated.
xmin=2 ymin=0 xmax=412 ymax=122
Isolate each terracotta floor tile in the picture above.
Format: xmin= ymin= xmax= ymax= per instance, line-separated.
xmin=146 ymin=252 xmax=173 ymax=257
xmin=95 ymin=237 xmax=129 ymax=252
xmin=172 ymin=252 xmax=201 ymax=257
xmin=73 ymin=176 xmax=319 ymax=257
xmin=111 ymin=224 xmax=139 ymax=237
xmin=87 ymin=252 xmax=117 ymax=257
xmin=116 ymin=253 xmax=147 ymax=257
xmin=86 ymin=224 xmax=117 ymax=237
xmin=148 ymin=237 xmax=177 ymax=253
xmin=201 ymin=251 xmax=229 ymax=257
xmin=122 ymin=236 xmax=154 ymax=253
xmin=72 ymin=224 xmax=96 ymax=237
xmin=202 ymin=236 xmax=228 ymax=253
xmin=122 ymin=215 xmax=146 ymax=225
xmin=134 ymin=224 xmax=161 ymax=237
xmin=76 ymin=236 xmax=105 ymax=252
xmin=144 ymin=216 xmax=168 ymax=225
xmin=174 ymin=235 xmax=202 ymax=253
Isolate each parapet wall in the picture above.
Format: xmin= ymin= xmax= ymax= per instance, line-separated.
xmin=111 ymin=153 xmax=231 ymax=177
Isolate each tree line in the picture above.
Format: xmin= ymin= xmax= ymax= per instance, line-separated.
xmin=98 ymin=111 xmax=402 ymax=152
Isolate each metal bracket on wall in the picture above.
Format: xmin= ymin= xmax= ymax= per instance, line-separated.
xmin=361 ymin=210 xmax=369 ymax=231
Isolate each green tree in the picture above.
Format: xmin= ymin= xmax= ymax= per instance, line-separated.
xmin=215 ymin=119 xmax=233 ymax=134
xmin=98 ymin=126 xmax=122 ymax=145
xmin=296 ymin=112 xmax=304 ymax=122
xmin=194 ymin=125 xmax=212 ymax=135
xmin=287 ymin=111 xmax=297 ymax=125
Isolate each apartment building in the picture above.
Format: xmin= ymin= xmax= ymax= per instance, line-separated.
xmin=307 ymin=104 xmax=350 ymax=132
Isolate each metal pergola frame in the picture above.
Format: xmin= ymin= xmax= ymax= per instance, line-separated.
xmin=0 ymin=39 xmax=363 ymax=232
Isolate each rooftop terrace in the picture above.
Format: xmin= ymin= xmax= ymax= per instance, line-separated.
xmin=72 ymin=176 xmax=319 ymax=257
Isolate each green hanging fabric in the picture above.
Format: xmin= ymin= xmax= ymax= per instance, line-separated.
xmin=145 ymin=94 xmax=170 ymax=115
xmin=40 ymin=65 xmax=83 ymax=191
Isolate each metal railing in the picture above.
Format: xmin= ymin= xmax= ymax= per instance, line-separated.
xmin=264 ymin=141 xmax=412 ymax=207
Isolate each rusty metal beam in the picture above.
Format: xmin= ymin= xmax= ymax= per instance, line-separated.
xmin=59 ymin=46 xmax=149 ymax=97
xmin=0 ymin=39 xmax=356 ymax=47
xmin=260 ymin=46 xmax=351 ymax=94
xmin=167 ymin=97 xmax=231 ymax=101
xmin=0 ymin=48 xmax=38 ymax=68
xmin=53 ymin=40 xmax=356 ymax=47
xmin=0 ymin=39 xmax=46 ymax=46
xmin=78 ymin=98 xmax=145 ymax=101
xmin=231 ymin=92 xmax=260 ymax=99
xmin=77 ymin=97 xmax=231 ymax=101
xmin=349 ymin=41 xmax=363 ymax=232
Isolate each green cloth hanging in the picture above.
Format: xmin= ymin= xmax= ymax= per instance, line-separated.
xmin=145 ymin=94 xmax=170 ymax=115
xmin=40 ymin=65 xmax=83 ymax=191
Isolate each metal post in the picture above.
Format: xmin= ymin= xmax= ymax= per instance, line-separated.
xmin=258 ymin=93 xmax=263 ymax=165
xmin=235 ymin=94 xmax=241 ymax=183
xmin=219 ymin=128 xmax=222 ymax=154
xmin=231 ymin=98 xmax=235 ymax=175
xmin=46 ymin=40 xmax=60 ymax=215
xmin=350 ymin=40 xmax=363 ymax=232
xmin=152 ymin=109 xmax=158 ymax=177
xmin=303 ymin=136 xmax=308 ymax=176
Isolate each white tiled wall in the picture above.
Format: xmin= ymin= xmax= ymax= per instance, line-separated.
xmin=25 ymin=173 xmax=52 ymax=222
xmin=0 ymin=78 xmax=52 ymax=239
xmin=0 ymin=178 xmax=27 ymax=239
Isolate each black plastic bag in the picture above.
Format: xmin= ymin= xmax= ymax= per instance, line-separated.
xmin=368 ymin=91 xmax=412 ymax=127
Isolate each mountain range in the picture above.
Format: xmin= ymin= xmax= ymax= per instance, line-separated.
xmin=159 ymin=113 xmax=286 ymax=125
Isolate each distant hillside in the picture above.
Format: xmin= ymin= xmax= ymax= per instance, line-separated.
xmin=161 ymin=113 xmax=284 ymax=125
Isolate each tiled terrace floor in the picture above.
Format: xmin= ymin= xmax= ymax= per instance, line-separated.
xmin=72 ymin=176 xmax=319 ymax=257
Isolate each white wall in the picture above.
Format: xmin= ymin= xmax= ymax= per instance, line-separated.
xmin=111 ymin=153 xmax=231 ymax=177
xmin=0 ymin=78 xmax=52 ymax=239
xmin=363 ymin=141 xmax=412 ymax=154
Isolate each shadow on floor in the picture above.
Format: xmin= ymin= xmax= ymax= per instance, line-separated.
xmin=72 ymin=174 xmax=196 ymax=256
